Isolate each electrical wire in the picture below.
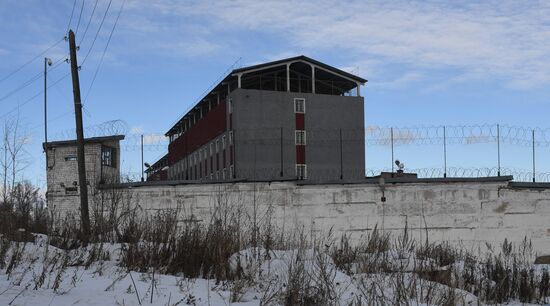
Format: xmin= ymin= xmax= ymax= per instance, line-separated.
xmin=83 ymin=0 xmax=126 ymax=103
xmin=0 ymin=38 xmax=64 ymax=84
xmin=66 ymin=0 xmax=78 ymax=34
xmin=79 ymin=0 xmax=99 ymax=45
xmin=0 ymin=57 xmax=66 ymax=104
xmin=74 ymin=0 xmax=86 ymax=35
xmin=0 ymin=72 xmax=71 ymax=121
xmin=81 ymin=0 xmax=113 ymax=66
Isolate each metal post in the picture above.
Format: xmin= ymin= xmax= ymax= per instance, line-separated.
xmin=443 ymin=126 xmax=447 ymax=178
xmin=532 ymin=129 xmax=536 ymax=183
xmin=141 ymin=134 xmax=144 ymax=182
xmin=280 ymin=127 xmax=283 ymax=177
xmin=497 ymin=124 xmax=501 ymax=176
xmin=391 ymin=127 xmax=394 ymax=174
xmin=340 ymin=129 xmax=343 ymax=180
xmin=44 ymin=58 xmax=49 ymax=151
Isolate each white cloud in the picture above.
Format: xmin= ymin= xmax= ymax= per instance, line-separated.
xmin=123 ymin=0 xmax=550 ymax=89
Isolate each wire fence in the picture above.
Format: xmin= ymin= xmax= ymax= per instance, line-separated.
xmin=49 ymin=123 xmax=550 ymax=183
xmin=366 ymin=124 xmax=548 ymax=146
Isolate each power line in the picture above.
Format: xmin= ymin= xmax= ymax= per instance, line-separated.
xmin=81 ymin=0 xmax=113 ymax=66
xmin=83 ymin=0 xmax=126 ymax=103
xmin=66 ymin=0 xmax=78 ymax=34
xmin=79 ymin=0 xmax=99 ymax=45
xmin=0 ymin=37 xmax=64 ymax=84
xmin=74 ymin=0 xmax=86 ymax=35
xmin=0 ymin=72 xmax=71 ymax=121
xmin=0 ymin=57 xmax=66 ymax=104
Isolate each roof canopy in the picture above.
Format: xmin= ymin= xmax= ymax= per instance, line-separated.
xmin=166 ymin=55 xmax=367 ymax=135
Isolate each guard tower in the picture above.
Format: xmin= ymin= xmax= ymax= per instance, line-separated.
xmin=43 ymin=135 xmax=124 ymax=211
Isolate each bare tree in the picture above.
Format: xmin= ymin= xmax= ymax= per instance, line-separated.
xmin=0 ymin=115 xmax=31 ymax=206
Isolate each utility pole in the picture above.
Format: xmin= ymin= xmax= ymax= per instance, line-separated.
xmin=68 ymin=30 xmax=91 ymax=243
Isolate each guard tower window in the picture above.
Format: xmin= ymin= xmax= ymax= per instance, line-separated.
xmin=294 ymin=98 xmax=306 ymax=113
xmin=101 ymin=146 xmax=115 ymax=167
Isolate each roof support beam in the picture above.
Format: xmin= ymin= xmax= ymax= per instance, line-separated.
xmin=311 ymin=64 xmax=315 ymax=94
xmin=286 ymin=63 xmax=290 ymax=92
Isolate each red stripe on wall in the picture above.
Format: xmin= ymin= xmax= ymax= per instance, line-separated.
xmin=295 ymin=113 xmax=305 ymax=130
xmin=296 ymin=145 xmax=306 ymax=164
xmin=168 ymin=101 xmax=227 ymax=165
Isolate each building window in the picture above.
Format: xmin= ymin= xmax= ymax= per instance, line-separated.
xmin=296 ymin=164 xmax=307 ymax=180
xmin=222 ymin=135 xmax=226 ymax=149
xmin=228 ymin=98 xmax=233 ymax=113
xmin=295 ymin=130 xmax=306 ymax=145
xmin=216 ymin=171 xmax=219 ymax=179
xmin=210 ymin=143 xmax=214 ymax=156
xmin=229 ymin=131 xmax=233 ymax=145
xmin=64 ymin=155 xmax=77 ymax=161
xmin=101 ymin=146 xmax=115 ymax=167
xmin=294 ymin=98 xmax=305 ymax=113
xmin=216 ymin=139 xmax=219 ymax=153
xmin=230 ymin=165 xmax=234 ymax=178
xmin=223 ymin=168 xmax=226 ymax=179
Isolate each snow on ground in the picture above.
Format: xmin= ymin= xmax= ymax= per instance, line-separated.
xmin=0 ymin=238 xmax=549 ymax=305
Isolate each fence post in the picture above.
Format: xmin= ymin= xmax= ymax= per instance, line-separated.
xmin=532 ymin=129 xmax=536 ymax=183
xmin=443 ymin=126 xmax=447 ymax=178
xmin=497 ymin=124 xmax=501 ymax=176
xmin=391 ymin=127 xmax=394 ymax=174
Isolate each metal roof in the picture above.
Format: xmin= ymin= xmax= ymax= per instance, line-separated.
xmin=43 ymin=135 xmax=125 ymax=149
xmin=232 ymin=55 xmax=368 ymax=83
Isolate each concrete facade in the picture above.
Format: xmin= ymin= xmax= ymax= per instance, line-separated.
xmin=231 ymin=88 xmax=365 ymax=181
xmin=52 ymin=177 xmax=550 ymax=255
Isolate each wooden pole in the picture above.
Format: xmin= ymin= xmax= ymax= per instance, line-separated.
xmin=68 ymin=30 xmax=91 ymax=243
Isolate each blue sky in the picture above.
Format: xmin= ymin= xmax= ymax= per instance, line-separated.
xmin=1 ymin=0 xmax=550 ymax=187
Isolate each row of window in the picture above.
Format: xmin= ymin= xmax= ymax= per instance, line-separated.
xmin=172 ymin=163 xmax=234 ymax=181
xmin=186 ymin=132 xmax=233 ymax=166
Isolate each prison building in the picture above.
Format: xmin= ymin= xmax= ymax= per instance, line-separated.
xmin=43 ymin=135 xmax=124 ymax=208
xmin=159 ymin=55 xmax=366 ymax=182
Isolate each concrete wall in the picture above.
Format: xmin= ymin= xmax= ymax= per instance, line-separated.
xmin=53 ymin=178 xmax=550 ymax=255
xmin=231 ymin=88 xmax=365 ymax=181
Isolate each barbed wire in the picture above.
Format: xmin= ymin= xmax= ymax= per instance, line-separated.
xmin=366 ymin=124 xmax=550 ymax=146
xmin=51 ymin=119 xmax=129 ymax=140
xmin=366 ymin=167 xmax=550 ymax=182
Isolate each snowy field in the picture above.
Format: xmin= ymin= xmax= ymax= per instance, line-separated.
xmin=0 ymin=235 xmax=549 ymax=305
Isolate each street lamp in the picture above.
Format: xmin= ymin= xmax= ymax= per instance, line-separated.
xmin=44 ymin=57 xmax=52 ymax=149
